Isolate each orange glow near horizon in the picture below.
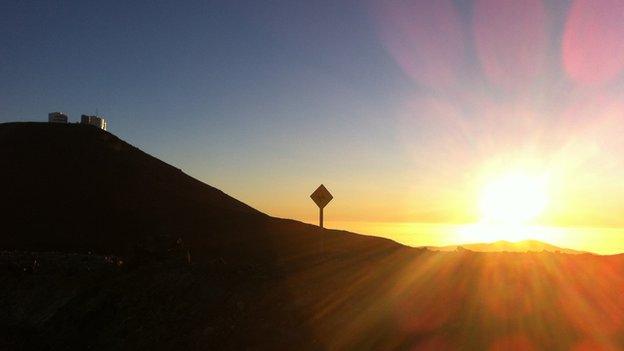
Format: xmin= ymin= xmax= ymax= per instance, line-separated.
xmin=324 ymin=0 xmax=624 ymax=254
xmin=223 ymin=0 xmax=624 ymax=255
xmin=313 ymin=220 xmax=624 ymax=255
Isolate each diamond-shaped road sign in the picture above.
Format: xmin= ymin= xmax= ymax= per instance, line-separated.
xmin=311 ymin=184 xmax=333 ymax=228
xmin=310 ymin=184 xmax=333 ymax=209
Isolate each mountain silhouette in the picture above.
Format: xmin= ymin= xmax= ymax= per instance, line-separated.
xmin=428 ymin=239 xmax=586 ymax=254
xmin=0 ymin=122 xmax=401 ymax=261
xmin=2 ymin=122 xmax=624 ymax=350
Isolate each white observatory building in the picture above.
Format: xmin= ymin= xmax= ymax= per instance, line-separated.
xmin=80 ymin=114 xmax=107 ymax=131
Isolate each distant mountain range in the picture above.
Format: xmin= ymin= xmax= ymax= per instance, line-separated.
xmin=427 ymin=239 xmax=587 ymax=254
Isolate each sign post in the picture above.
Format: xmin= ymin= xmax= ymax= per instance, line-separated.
xmin=310 ymin=184 xmax=333 ymax=228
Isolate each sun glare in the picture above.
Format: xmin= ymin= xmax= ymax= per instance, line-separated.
xmin=479 ymin=173 xmax=549 ymax=224
xmin=454 ymin=172 xmax=551 ymax=244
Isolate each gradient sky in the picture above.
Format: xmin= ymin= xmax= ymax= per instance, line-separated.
xmin=3 ymin=0 xmax=624 ymax=253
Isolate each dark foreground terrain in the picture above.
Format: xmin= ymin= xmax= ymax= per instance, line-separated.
xmin=1 ymin=123 xmax=623 ymax=350
xmin=4 ymin=248 xmax=624 ymax=351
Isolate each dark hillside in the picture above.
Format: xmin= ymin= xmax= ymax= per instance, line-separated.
xmin=0 ymin=122 xmax=401 ymax=263
xmin=0 ymin=122 xmax=413 ymax=350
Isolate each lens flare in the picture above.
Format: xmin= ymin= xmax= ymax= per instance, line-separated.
xmin=562 ymin=0 xmax=624 ymax=85
xmin=375 ymin=0 xmax=465 ymax=89
xmin=473 ymin=0 xmax=548 ymax=90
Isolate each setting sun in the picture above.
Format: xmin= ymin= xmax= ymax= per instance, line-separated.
xmin=479 ymin=173 xmax=549 ymax=224
xmin=453 ymin=172 xmax=553 ymax=244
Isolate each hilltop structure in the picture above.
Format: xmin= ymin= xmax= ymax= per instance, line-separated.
xmin=48 ymin=112 xmax=68 ymax=124
xmin=80 ymin=114 xmax=107 ymax=131
xmin=46 ymin=112 xmax=108 ymax=130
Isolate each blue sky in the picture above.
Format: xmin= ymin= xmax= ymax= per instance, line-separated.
xmin=1 ymin=0 xmax=416 ymax=219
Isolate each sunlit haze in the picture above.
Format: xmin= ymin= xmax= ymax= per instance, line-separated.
xmin=3 ymin=1 xmax=624 ymax=254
